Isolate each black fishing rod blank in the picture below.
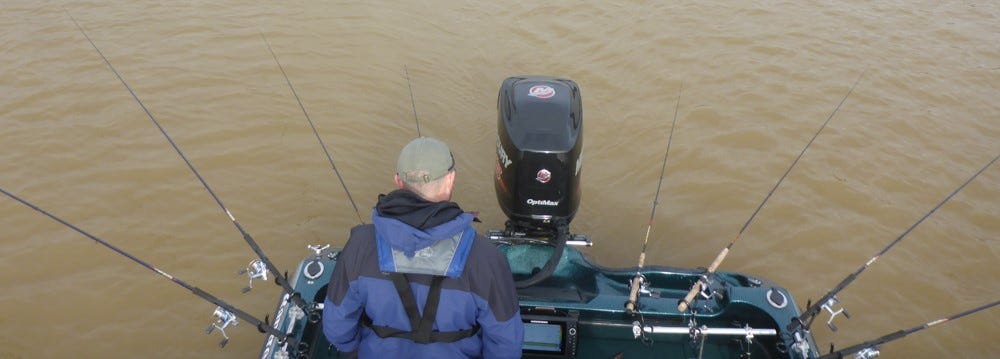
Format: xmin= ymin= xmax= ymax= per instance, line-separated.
xmin=260 ymin=31 xmax=365 ymax=225
xmin=404 ymin=66 xmax=422 ymax=137
xmin=68 ymin=12 xmax=307 ymax=310
xmin=0 ymin=186 xmax=298 ymax=348
xmin=818 ymin=300 xmax=999 ymax=359
xmin=625 ymin=85 xmax=682 ymax=316
xmin=678 ymin=70 xmax=867 ymax=312
xmin=790 ymin=152 xmax=1000 ymax=333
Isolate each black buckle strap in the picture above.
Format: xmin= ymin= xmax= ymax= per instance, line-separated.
xmin=361 ymin=273 xmax=479 ymax=344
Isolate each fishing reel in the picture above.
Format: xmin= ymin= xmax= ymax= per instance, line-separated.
xmin=624 ymin=273 xmax=646 ymax=316
xmin=698 ymin=275 xmax=720 ymax=301
xmin=625 ymin=273 xmax=664 ymax=316
xmin=239 ymin=259 xmax=268 ymax=293
xmin=853 ymin=347 xmax=880 ymax=359
xmin=635 ymin=274 xmax=661 ymax=299
xmin=790 ymin=331 xmax=812 ymax=359
xmin=206 ymin=306 xmax=238 ymax=348
xmin=625 ymin=275 xmax=654 ymax=345
xmin=820 ymin=296 xmax=850 ymax=331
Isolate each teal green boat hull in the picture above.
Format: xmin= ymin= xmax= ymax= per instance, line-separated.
xmin=260 ymin=242 xmax=819 ymax=359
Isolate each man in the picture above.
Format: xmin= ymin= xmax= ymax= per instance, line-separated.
xmin=323 ymin=137 xmax=524 ymax=358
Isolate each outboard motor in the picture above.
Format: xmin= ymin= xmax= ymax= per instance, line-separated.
xmin=492 ymin=76 xmax=586 ymax=289
xmin=495 ymin=76 xmax=583 ymax=236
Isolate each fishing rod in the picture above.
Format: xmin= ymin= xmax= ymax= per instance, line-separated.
xmin=260 ymin=31 xmax=365 ymax=225
xmin=817 ymin=299 xmax=999 ymax=359
xmin=625 ymin=85 xmax=682 ymax=315
xmin=404 ymin=66 xmax=422 ymax=137
xmin=0 ymin=186 xmax=298 ymax=348
xmin=678 ymin=70 xmax=867 ymax=312
xmin=68 ymin=12 xmax=307 ymax=310
xmin=789 ymin=151 xmax=1000 ymax=333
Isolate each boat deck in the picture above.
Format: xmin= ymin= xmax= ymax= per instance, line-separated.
xmin=260 ymin=243 xmax=818 ymax=359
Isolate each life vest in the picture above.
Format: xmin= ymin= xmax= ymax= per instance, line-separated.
xmin=364 ymin=227 xmax=480 ymax=343
xmin=361 ymin=273 xmax=480 ymax=343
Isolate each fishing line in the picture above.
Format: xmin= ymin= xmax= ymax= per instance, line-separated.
xmin=68 ymin=12 xmax=306 ymax=310
xmin=790 ymin=151 xmax=1000 ymax=332
xmin=260 ymin=31 xmax=365 ymax=225
xmin=404 ymin=66 xmax=422 ymax=137
xmin=0 ymin=186 xmax=298 ymax=348
xmin=818 ymin=299 xmax=999 ymax=359
xmin=679 ymin=69 xmax=867 ymax=312
xmin=625 ymin=84 xmax=682 ymax=315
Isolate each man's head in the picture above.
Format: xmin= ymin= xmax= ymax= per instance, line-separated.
xmin=395 ymin=137 xmax=456 ymax=202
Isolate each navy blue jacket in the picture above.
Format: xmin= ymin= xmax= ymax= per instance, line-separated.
xmin=323 ymin=200 xmax=523 ymax=358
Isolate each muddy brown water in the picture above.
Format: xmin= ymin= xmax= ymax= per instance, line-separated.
xmin=1 ymin=1 xmax=997 ymax=358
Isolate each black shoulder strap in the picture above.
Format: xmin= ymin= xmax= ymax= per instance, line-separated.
xmin=390 ymin=273 xmax=424 ymax=328
xmin=361 ymin=273 xmax=479 ymax=344
xmin=411 ymin=274 xmax=442 ymax=343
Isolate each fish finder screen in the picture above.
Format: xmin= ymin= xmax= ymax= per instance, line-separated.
xmin=522 ymin=321 xmax=563 ymax=352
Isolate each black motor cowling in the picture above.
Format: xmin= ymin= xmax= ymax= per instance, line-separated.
xmin=495 ymin=76 xmax=583 ymax=234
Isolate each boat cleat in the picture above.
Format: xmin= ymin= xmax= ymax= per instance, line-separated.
xmin=307 ymin=244 xmax=329 ymax=257
xmin=206 ymin=306 xmax=238 ymax=348
xmin=239 ymin=259 xmax=268 ymax=294
xmin=821 ymin=296 xmax=850 ymax=331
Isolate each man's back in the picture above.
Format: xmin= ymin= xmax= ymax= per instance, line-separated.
xmin=322 ymin=137 xmax=524 ymax=357
xmin=323 ymin=223 xmax=523 ymax=358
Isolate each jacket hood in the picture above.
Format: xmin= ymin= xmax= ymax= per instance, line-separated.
xmin=375 ymin=189 xmax=464 ymax=230
xmin=372 ymin=209 xmax=474 ymax=257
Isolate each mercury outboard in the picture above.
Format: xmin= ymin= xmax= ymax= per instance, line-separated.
xmin=490 ymin=75 xmax=588 ymax=287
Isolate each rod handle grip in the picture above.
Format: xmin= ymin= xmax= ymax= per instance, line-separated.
xmin=706 ymin=247 xmax=729 ymax=274
xmin=677 ymin=280 xmax=701 ymax=312
xmin=625 ymin=275 xmax=643 ymax=314
xmin=678 ymin=248 xmax=730 ymax=312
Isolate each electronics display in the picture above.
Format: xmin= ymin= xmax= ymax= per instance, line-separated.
xmin=521 ymin=309 xmax=578 ymax=358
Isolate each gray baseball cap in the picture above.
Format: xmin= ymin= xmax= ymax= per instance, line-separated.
xmin=397 ymin=137 xmax=455 ymax=183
